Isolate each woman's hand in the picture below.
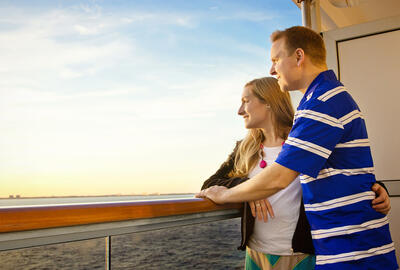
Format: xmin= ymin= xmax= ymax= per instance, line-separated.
xmin=371 ymin=183 xmax=391 ymax=215
xmin=249 ymin=199 xmax=274 ymax=222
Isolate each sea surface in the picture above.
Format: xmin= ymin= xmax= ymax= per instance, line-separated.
xmin=0 ymin=195 xmax=244 ymax=269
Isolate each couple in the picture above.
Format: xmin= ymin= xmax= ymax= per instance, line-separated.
xmin=197 ymin=26 xmax=398 ymax=270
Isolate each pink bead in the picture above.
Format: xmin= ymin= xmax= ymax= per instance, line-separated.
xmin=260 ymin=160 xmax=267 ymax=168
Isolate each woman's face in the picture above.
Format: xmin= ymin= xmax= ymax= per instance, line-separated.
xmin=238 ymin=86 xmax=271 ymax=129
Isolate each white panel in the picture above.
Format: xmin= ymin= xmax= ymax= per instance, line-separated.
xmin=323 ymin=16 xmax=400 ymax=82
xmin=388 ymin=197 xmax=400 ymax=262
xmin=337 ymin=30 xmax=400 ymax=180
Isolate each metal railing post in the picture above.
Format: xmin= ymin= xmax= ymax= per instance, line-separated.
xmin=105 ymin=236 xmax=111 ymax=270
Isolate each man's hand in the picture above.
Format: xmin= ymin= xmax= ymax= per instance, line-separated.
xmin=195 ymin=186 xmax=229 ymax=204
xmin=372 ymin=183 xmax=391 ymax=215
xmin=249 ymin=198 xmax=274 ymax=222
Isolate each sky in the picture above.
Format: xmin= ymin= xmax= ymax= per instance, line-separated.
xmin=0 ymin=0 xmax=302 ymax=197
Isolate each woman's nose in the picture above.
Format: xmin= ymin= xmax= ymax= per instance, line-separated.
xmin=238 ymin=104 xmax=244 ymax=115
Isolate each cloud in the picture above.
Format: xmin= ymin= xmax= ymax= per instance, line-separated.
xmin=74 ymin=24 xmax=105 ymax=35
xmin=120 ymin=13 xmax=197 ymax=28
xmin=215 ymin=10 xmax=278 ymax=22
xmin=0 ymin=13 xmax=131 ymax=74
xmin=0 ymin=4 xmax=205 ymax=86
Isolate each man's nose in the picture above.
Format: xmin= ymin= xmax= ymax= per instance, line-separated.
xmin=270 ymin=64 xmax=276 ymax=76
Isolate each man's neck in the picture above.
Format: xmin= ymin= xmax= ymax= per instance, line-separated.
xmin=298 ymin=66 xmax=328 ymax=94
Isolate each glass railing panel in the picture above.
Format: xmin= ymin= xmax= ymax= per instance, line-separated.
xmin=111 ymin=218 xmax=244 ymax=270
xmin=0 ymin=238 xmax=105 ymax=270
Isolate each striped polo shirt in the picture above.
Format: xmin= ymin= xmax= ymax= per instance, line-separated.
xmin=276 ymin=70 xmax=398 ymax=270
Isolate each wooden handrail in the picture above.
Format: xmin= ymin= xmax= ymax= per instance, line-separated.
xmin=0 ymin=198 xmax=242 ymax=233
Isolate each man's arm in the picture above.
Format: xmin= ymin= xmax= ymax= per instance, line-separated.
xmin=196 ymin=162 xmax=299 ymax=204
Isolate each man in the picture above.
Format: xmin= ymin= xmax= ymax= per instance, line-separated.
xmin=197 ymin=26 xmax=398 ymax=269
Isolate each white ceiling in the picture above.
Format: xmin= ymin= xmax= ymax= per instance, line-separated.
xmin=291 ymin=0 xmax=400 ymax=31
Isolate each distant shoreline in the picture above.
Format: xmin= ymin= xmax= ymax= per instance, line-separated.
xmin=0 ymin=193 xmax=195 ymax=200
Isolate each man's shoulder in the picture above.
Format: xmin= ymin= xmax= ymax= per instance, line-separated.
xmin=313 ymin=79 xmax=344 ymax=99
xmin=300 ymin=85 xmax=359 ymax=121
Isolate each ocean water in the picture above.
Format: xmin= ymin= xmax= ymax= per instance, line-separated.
xmin=0 ymin=195 xmax=245 ymax=269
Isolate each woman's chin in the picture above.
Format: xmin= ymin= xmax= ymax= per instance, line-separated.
xmin=244 ymin=123 xmax=253 ymax=129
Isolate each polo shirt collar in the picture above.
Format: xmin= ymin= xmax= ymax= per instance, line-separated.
xmin=299 ymin=69 xmax=337 ymax=106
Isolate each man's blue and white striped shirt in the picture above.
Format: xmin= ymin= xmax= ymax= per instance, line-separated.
xmin=276 ymin=70 xmax=398 ymax=270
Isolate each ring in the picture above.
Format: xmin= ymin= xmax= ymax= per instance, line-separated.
xmin=255 ymin=203 xmax=261 ymax=207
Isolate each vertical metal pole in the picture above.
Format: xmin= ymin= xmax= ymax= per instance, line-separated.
xmin=105 ymin=236 xmax=111 ymax=270
xmin=301 ymin=0 xmax=312 ymax=28
xmin=311 ymin=0 xmax=321 ymax=32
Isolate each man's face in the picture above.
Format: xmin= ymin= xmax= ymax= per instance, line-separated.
xmin=269 ymin=38 xmax=299 ymax=91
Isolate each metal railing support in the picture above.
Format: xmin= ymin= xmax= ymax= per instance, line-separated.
xmin=105 ymin=236 xmax=111 ymax=270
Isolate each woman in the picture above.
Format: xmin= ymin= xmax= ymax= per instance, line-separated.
xmin=200 ymin=77 xmax=391 ymax=270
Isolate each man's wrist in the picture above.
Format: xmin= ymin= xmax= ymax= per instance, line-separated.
xmin=221 ymin=187 xmax=233 ymax=203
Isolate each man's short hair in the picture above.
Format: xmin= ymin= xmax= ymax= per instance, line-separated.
xmin=271 ymin=26 xmax=326 ymax=67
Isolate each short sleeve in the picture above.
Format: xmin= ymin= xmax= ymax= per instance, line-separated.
xmin=276 ymin=100 xmax=344 ymax=178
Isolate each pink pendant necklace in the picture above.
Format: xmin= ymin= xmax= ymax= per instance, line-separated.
xmin=259 ymin=143 xmax=267 ymax=168
xmin=259 ymin=141 xmax=285 ymax=169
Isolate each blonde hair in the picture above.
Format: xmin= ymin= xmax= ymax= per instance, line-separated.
xmin=271 ymin=26 xmax=326 ymax=67
xmin=229 ymin=77 xmax=294 ymax=178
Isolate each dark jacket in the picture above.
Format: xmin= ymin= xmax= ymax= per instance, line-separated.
xmin=201 ymin=142 xmax=315 ymax=254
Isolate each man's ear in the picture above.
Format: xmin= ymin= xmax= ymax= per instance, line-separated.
xmin=295 ymin=48 xmax=305 ymax=66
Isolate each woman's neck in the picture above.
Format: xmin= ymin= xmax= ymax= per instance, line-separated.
xmin=261 ymin=128 xmax=284 ymax=147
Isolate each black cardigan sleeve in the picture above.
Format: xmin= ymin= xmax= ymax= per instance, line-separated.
xmin=201 ymin=141 xmax=248 ymax=190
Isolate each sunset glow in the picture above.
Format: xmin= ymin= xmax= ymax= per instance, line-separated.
xmin=0 ymin=0 xmax=301 ymax=197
